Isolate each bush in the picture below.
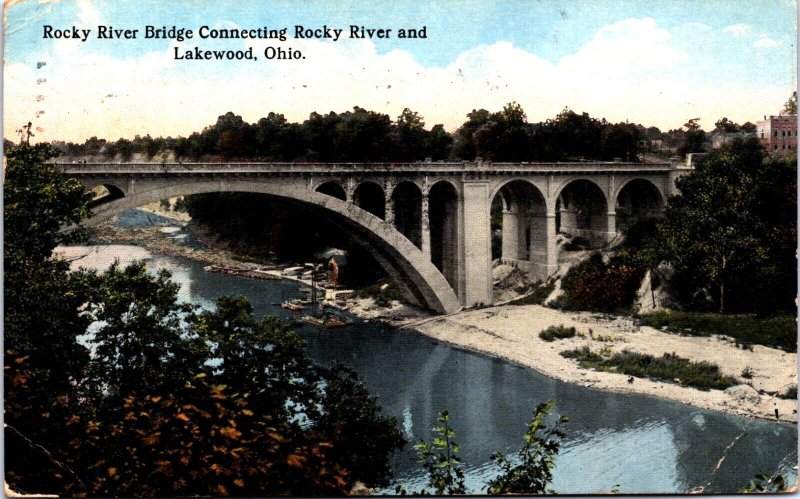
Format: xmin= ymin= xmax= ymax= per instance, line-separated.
xmin=539 ymin=325 xmax=577 ymax=342
xmin=560 ymin=348 xmax=738 ymax=391
xmin=640 ymin=310 xmax=796 ymax=352
xmin=558 ymin=253 xmax=645 ymax=313
xmin=778 ymin=385 xmax=797 ymax=400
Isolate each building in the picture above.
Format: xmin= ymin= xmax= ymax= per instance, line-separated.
xmin=756 ymin=115 xmax=797 ymax=154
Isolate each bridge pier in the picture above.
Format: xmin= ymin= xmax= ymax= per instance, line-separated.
xmin=460 ymin=180 xmax=492 ymax=307
xmin=384 ymin=197 xmax=394 ymax=225
xmin=501 ymin=207 xmax=523 ymax=260
xmin=545 ymin=212 xmax=558 ymax=274
xmin=606 ymin=211 xmax=617 ymax=242
xmin=421 ymin=194 xmax=431 ymax=261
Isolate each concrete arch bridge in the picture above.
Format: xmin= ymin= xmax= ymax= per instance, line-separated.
xmin=59 ymin=161 xmax=686 ymax=314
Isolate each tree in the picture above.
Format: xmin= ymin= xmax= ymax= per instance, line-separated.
xmin=714 ymin=117 xmax=740 ymax=133
xmin=601 ymin=122 xmax=640 ymax=160
xmin=780 ymin=91 xmax=797 ymax=115
xmin=4 ymin=144 xmax=406 ymax=496
xmin=391 ymin=108 xmax=427 ymax=160
xmin=4 ymin=144 xmax=94 ymax=494
xmin=656 ymin=138 xmax=795 ymax=313
xmin=679 ymin=118 xmax=706 ymax=156
xmin=740 ymin=121 xmax=757 ymax=133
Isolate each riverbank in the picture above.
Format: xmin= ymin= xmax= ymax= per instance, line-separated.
xmin=88 ymin=208 xmax=431 ymax=324
xmin=410 ymin=306 xmax=797 ymax=423
xmin=88 ymin=209 xmax=797 ymax=423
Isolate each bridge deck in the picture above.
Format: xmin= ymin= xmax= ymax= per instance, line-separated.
xmin=56 ymin=161 xmax=676 ymax=175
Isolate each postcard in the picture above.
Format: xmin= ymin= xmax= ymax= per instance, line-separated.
xmin=4 ymin=0 xmax=797 ymax=496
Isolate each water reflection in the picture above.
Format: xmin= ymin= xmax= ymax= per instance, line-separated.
xmin=69 ymin=246 xmax=797 ymax=494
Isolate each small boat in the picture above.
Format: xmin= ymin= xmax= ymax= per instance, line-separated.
xmin=301 ymin=312 xmax=352 ymax=329
xmin=281 ymin=300 xmax=306 ymax=311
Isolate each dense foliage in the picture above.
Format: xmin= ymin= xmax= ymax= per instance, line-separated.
xmin=652 ymin=140 xmax=796 ymax=313
xmin=4 ymin=145 xmax=405 ymax=496
xmin=53 ymin=104 xmax=696 ymax=162
xmin=640 ymin=311 xmax=796 ymax=352
xmin=553 ymin=252 xmax=645 ymax=313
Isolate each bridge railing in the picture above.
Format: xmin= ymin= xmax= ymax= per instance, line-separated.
xmin=55 ymin=161 xmax=677 ymax=175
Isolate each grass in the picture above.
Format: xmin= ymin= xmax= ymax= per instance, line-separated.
xmin=560 ymin=347 xmax=739 ymax=391
xmin=640 ymin=310 xmax=796 ymax=352
xmin=539 ymin=325 xmax=577 ymax=342
xmin=508 ymin=281 xmax=555 ymax=306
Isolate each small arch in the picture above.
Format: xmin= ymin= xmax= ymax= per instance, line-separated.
xmin=615 ymin=178 xmax=665 ymax=231
xmin=88 ymin=183 xmax=126 ymax=208
xmin=490 ymin=180 xmax=547 ymax=266
xmin=556 ymin=179 xmax=609 ymax=247
xmin=392 ymin=181 xmax=422 ymax=248
xmin=429 ymin=181 xmax=459 ymax=291
xmin=315 ymin=181 xmax=346 ymax=201
xmin=353 ymin=181 xmax=385 ymax=219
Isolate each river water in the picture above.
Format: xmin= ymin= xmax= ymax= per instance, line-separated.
xmin=58 ymin=242 xmax=797 ymax=495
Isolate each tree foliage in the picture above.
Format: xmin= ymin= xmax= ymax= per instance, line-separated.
xmin=4 ymin=145 xmax=405 ymax=496
xmin=413 ymin=403 xmax=567 ymax=495
xmin=486 ymin=401 xmax=568 ymax=495
xmin=781 ymin=91 xmax=797 ymax=116
xmin=413 ymin=410 xmax=466 ymax=495
xmin=556 ymin=252 xmax=646 ymax=312
xmin=652 ymin=139 xmax=796 ymax=313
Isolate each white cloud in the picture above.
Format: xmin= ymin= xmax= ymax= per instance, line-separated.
xmin=3 ymin=17 xmax=793 ymax=142
xmin=682 ymin=22 xmax=712 ymax=32
xmin=722 ymin=23 xmax=750 ymax=36
xmin=76 ymin=0 xmax=101 ymax=28
xmin=753 ymin=36 xmax=781 ymax=48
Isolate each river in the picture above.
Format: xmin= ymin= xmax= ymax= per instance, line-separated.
xmin=57 ymin=242 xmax=797 ymax=494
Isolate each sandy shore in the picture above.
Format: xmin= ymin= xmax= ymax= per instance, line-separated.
xmin=410 ymin=305 xmax=797 ymax=423
xmin=88 ymin=210 xmax=797 ymax=423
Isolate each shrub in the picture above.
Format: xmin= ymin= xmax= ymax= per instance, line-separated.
xmin=558 ymin=253 xmax=645 ymax=312
xmin=560 ymin=348 xmax=738 ymax=390
xmin=640 ymin=310 xmax=796 ymax=352
xmin=778 ymin=385 xmax=797 ymax=400
xmin=539 ymin=325 xmax=577 ymax=342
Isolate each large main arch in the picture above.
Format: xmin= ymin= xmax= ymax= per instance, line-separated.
xmin=80 ymin=179 xmax=461 ymax=314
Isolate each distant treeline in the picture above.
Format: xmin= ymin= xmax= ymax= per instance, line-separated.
xmin=42 ymin=103 xmax=743 ymax=162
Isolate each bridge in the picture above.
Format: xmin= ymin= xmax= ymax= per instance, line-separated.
xmin=59 ymin=160 xmax=687 ymax=314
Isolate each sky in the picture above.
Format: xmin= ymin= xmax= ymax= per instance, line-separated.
xmin=3 ymin=0 xmax=797 ymax=143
